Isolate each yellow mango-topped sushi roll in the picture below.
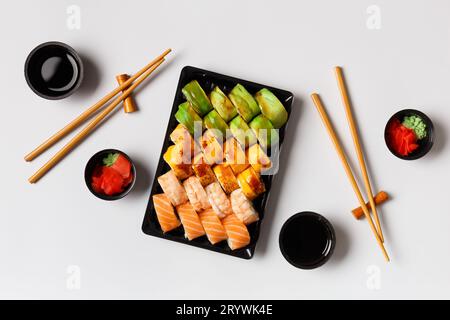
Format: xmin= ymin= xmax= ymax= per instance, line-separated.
xmin=170 ymin=124 xmax=201 ymax=157
xmin=200 ymin=129 xmax=224 ymax=165
xmin=163 ymin=145 xmax=194 ymax=180
xmin=237 ymin=167 xmax=265 ymax=200
xmin=223 ymin=138 xmax=249 ymax=175
xmin=246 ymin=144 xmax=271 ymax=173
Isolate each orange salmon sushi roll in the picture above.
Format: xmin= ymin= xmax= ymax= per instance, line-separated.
xmin=198 ymin=208 xmax=228 ymax=245
xmin=176 ymin=202 xmax=206 ymax=241
xmin=222 ymin=214 xmax=251 ymax=250
xmin=223 ymin=138 xmax=249 ymax=174
xmin=152 ymin=193 xmax=181 ymax=233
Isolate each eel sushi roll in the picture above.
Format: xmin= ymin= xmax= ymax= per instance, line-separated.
xmin=157 ymin=170 xmax=189 ymax=206
xmin=200 ymin=129 xmax=224 ymax=165
xmin=223 ymin=138 xmax=249 ymax=175
xmin=176 ymin=202 xmax=206 ymax=241
xmin=192 ymin=153 xmax=216 ymax=187
xmin=230 ymin=189 xmax=259 ymax=225
xmin=152 ymin=193 xmax=181 ymax=233
xmin=170 ymin=124 xmax=201 ymax=157
xmin=163 ymin=145 xmax=194 ymax=180
xmin=205 ymin=182 xmax=233 ymax=219
xmin=198 ymin=208 xmax=228 ymax=245
xmin=222 ymin=214 xmax=251 ymax=250
xmin=183 ymin=176 xmax=211 ymax=212
xmin=236 ymin=167 xmax=266 ymax=200
xmin=213 ymin=164 xmax=239 ymax=194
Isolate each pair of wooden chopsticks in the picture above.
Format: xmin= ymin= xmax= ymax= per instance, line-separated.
xmin=311 ymin=67 xmax=389 ymax=262
xmin=26 ymin=49 xmax=172 ymax=183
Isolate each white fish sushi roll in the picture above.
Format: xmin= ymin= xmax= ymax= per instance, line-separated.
xmin=183 ymin=176 xmax=211 ymax=212
xmin=157 ymin=170 xmax=188 ymax=206
xmin=205 ymin=182 xmax=233 ymax=219
xmin=230 ymin=189 xmax=259 ymax=225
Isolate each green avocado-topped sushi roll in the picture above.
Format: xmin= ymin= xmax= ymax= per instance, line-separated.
xmin=249 ymin=115 xmax=279 ymax=149
xmin=203 ymin=110 xmax=229 ymax=140
xmin=175 ymin=102 xmax=203 ymax=135
xmin=228 ymin=84 xmax=260 ymax=123
xmin=182 ymin=80 xmax=213 ymax=116
xmin=229 ymin=115 xmax=258 ymax=148
xmin=210 ymin=86 xmax=237 ymax=122
xmin=255 ymin=88 xmax=288 ymax=129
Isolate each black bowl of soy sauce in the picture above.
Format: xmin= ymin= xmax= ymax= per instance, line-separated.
xmin=25 ymin=41 xmax=84 ymax=100
xmin=279 ymin=211 xmax=336 ymax=269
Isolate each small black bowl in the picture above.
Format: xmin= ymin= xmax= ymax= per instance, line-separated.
xmin=279 ymin=211 xmax=336 ymax=269
xmin=24 ymin=41 xmax=84 ymax=100
xmin=384 ymin=109 xmax=434 ymax=160
xmin=85 ymin=149 xmax=136 ymax=201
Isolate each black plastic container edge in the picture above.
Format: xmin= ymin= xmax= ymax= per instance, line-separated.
xmin=24 ymin=41 xmax=84 ymax=100
xmin=279 ymin=211 xmax=336 ymax=269
xmin=384 ymin=109 xmax=434 ymax=160
xmin=84 ymin=149 xmax=136 ymax=201
xmin=142 ymin=66 xmax=295 ymax=259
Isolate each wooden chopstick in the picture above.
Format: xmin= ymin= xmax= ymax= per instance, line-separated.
xmin=334 ymin=66 xmax=384 ymax=242
xmin=24 ymin=48 xmax=172 ymax=162
xmin=310 ymin=93 xmax=390 ymax=262
xmin=28 ymin=58 xmax=165 ymax=184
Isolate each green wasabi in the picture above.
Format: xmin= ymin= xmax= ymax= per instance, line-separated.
xmin=402 ymin=115 xmax=427 ymax=139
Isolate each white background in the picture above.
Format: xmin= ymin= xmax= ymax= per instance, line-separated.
xmin=0 ymin=0 xmax=449 ymax=299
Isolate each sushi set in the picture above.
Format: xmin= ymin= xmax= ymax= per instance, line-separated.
xmin=23 ymin=42 xmax=438 ymax=267
xmin=142 ymin=66 xmax=294 ymax=259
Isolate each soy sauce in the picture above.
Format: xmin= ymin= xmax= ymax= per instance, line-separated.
xmin=279 ymin=212 xmax=335 ymax=269
xmin=25 ymin=42 xmax=83 ymax=99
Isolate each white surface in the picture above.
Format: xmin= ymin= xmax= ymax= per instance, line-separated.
xmin=1 ymin=0 xmax=449 ymax=299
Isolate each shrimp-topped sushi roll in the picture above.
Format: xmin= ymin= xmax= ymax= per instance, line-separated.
xmin=170 ymin=124 xmax=201 ymax=157
xmin=198 ymin=208 xmax=228 ymax=245
xmin=213 ymin=164 xmax=239 ymax=194
xmin=183 ymin=176 xmax=211 ymax=212
xmin=152 ymin=193 xmax=181 ymax=233
xmin=246 ymin=144 xmax=272 ymax=173
xmin=163 ymin=145 xmax=194 ymax=180
xmin=192 ymin=153 xmax=216 ymax=187
xmin=205 ymin=182 xmax=233 ymax=219
xmin=223 ymin=138 xmax=249 ymax=175
xmin=176 ymin=202 xmax=206 ymax=241
xmin=157 ymin=170 xmax=188 ymax=206
xmin=237 ymin=167 xmax=266 ymax=201
xmin=222 ymin=214 xmax=251 ymax=250
xmin=230 ymin=189 xmax=259 ymax=225
xmin=200 ymin=129 xmax=224 ymax=165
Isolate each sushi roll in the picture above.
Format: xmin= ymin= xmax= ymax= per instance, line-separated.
xmin=228 ymin=84 xmax=260 ymax=122
xmin=230 ymin=189 xmax=259 ymax=225
xmin=200 ymin=129 xmax=224 ymax=165
xmin=157 ymin=170 xmax=189 ymax=206
xmin=236 ymin=167 xmax=266 ymax=200
xmin=183 ymin=176 xmax=211 ymax=212
xmin=198 ymin=208 xmax=228 ymax=245
xmin=212 ymin=164 xmax=239 ymax=194
xmin=205 ymin=182 xmax=233 ymax=219
xmin=229 ymin=116 xmax=258 ymax=148
xmin=209 ymin=86 xmax=237 ymax=122
xmin=152 ymin=193 xmax=181 ymax=233
xmin=246 ymin=143 xmax=271 ymax=173
xmin=163 ymin=145 xmax=194 ymax=180
xmin=170 ymin=124 xmax=201 ymax=157
xmin=255 ymin=88 xmax=288 ymax=129
xmin=222 ymin=214 xmax=251 ymax=250
xmin=175 ymin=101 xmax=203 ymax=136
xmin=182 ymin=80 xmax=213 ymax=116
xmin=223 ymin=138 xmax=249 ymax=175
xmin=192 ymin=153 xmax=216 ymax=187
xmin=249 ymin=115 xmax=279 ymax=149
xmin=176 ymin=202 xmax=206 ymax=241
xmin=203 ymin=110 xmax=229 ymax=140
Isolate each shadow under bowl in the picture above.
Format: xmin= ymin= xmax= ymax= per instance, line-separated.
xmin=384 ymin=109 xmax=434 ymax=160
xmin=279 ymin=211 xmax=336 ymax=270
xmin=85 ymin=149 xmax=136 ymax=201
xmin=24 ymin=41 xmax=84 ymax=100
